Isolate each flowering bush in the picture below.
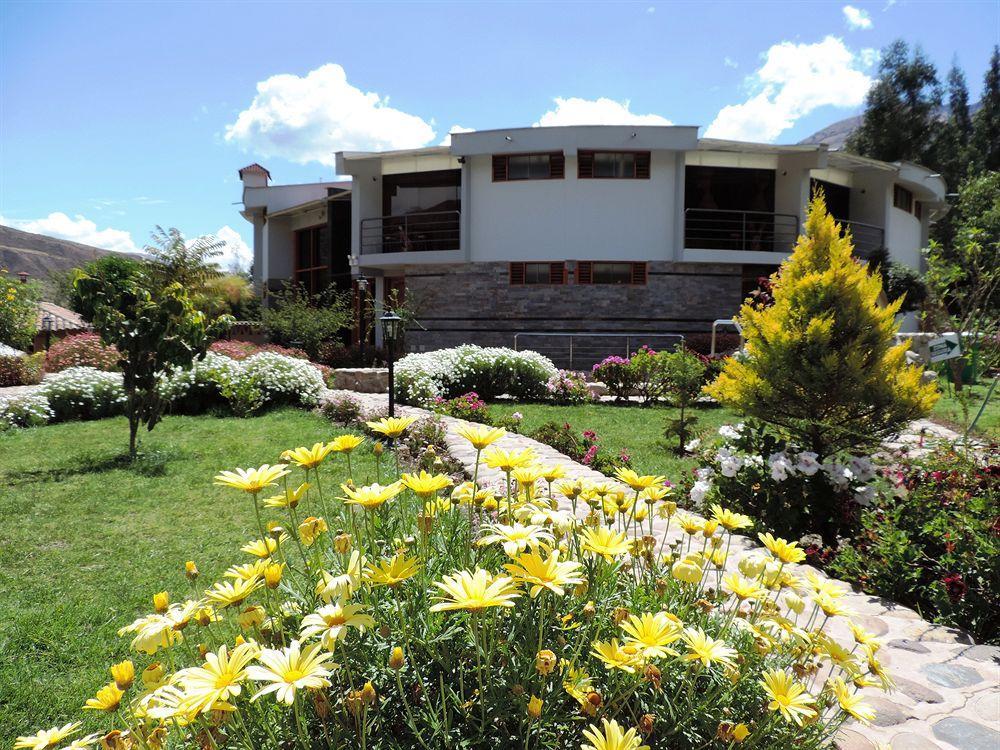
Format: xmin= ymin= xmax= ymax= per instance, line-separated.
xmin=591 ymin=355 xmax=636 ymax=401
xmin=529 ymin=422 xmax=631 ymax=474
xmin=209 ymin=340 xmax=310 ymax=362
xmin=321 ymin=394 xmax=363 ymax=425
xmin=0 ymin=390 xmax=52 ymax=429
xmin=0 ymin=268 xmax=40 ymax=350
xmin=40 ymin=366 xmax=127 ymax=421
xmin=546 ymin=370 xmax=595 ymax=405
xmin=394 ymin=345 xmax=557 ymax=405
xmin=19 ymin=421 xmax=892 ymax=749
xmin=828 ymin=444 xmax=999 ymax=643
xmin=44 ymin=333 xmax=120 ymax=373
xmin=688 ymin=422 xmax=883 ymax=543
xmin=0 ymin=351 xmax=44 ymax=386
xmin=432 ymin=391 xmax=494 ymax=423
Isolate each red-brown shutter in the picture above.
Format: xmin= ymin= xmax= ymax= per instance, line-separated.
xmin=492 ymin=155 xmax=508 ymax=182
xmin=509 ymin=262 xmax=526 ymax=285
xmin=635 ymin=152 xmax=651 ymax=179
xmin=578 ymin=151 xmax=594 ymax=179
xmin=576 ymin=261 xmax=593 ymax=284
xmin=630 ymin=262 xmax=648 ymax=285
xmin=549 ymin=152 xmax=565 ymax=179
xmin=549 ymin=262 xmax=566 ymax=285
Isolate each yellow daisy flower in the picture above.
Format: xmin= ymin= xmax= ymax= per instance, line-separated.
xmin=681 ymin=627 xmax=737 ymax=669
xmin=248 ymin=639 xmax=335 ymax=704
xmin=401 ymin=470 xmax=454 ymax=498
xmin=482 ymin=446 xmax=537 ymax=472
xmin=327 ymin=434 xmax=366 ymax=453
xmin=82 ymin=682 xmax=123 ymax=712
xmin=479 ymin=522 xmax=554 ymax=557
xmin=174 ymin=642 xmax=258 ymax=715
xmin=340 ymin=481 xmax=404 ymax=510
xmin=758 ymin=533 xmax=806 ymax=564
xmin=366 ymin=416 xmax=417 ymax=439
xmin=613 ymin=468 xmax=666 ymax=492
xmin=581 ymin=718 xmax=650 ymax=750
xmin=620 ymin=612 xmax=683 ymax=660
xmin=214 ymin=464 xmax=289 ymax=494
xmin=455 ymin=423 xmax=506 ymax=450
xmin=759 ymin=669 xmax=817 ymax=726
xmin=263 ymin=482 xmax=309 ymax=509
xmin=591 ymin=639 xmax=643 ymax=673
xmin=300 ymin=602 xmax=375 ymax=649
xmin=14 ymin=723 xmax=81 ymax=750
xmin=579 ymin=526 xmax=631 ymax=562
xmin=205 ymin=577 xmax=263 ymax=608
xmin=365 ymin=552 xmax=421 ymax=587
xmin=504 ymin=549 xmax=585 ymax=598
xmin=281 ymin=442 xmax=335 ymax=470
xmin=429 ymin=569 xmax=521 ymax=612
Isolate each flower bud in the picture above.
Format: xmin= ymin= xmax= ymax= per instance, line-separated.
xmin=360 ymin=681 xmax=377 ymax=705
xmin=527 ymin=695 xmax=543 ymax=720
xmin=639 ymin=714 xmax=655 ymax=735
xmin=152 ymin=591 xmax=169 ymax=614
xmin=184 ymin=561 xmax=199 ymax=581
xmin=373 ymin=441 xmax=384 ymax=457
xmin=389 ymin=646 xmax=405 ymax=670
xmin=263 ymin=563 xmax=283 ymax=589
xmin=582 ymin=601 xmax=596 ymax=620
xmin=334 ymin=533 xmax=352 ymax=554
xmin=142 ymin=662 xmax=165 ymax=689
xmin=110 ymin=660 xmax=135 ymax=690
xmin=535 ymin=649 xmax=557 ymax=676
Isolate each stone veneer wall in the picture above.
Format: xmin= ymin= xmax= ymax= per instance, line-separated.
xmin=399 ymin=261 xmax=743 ymax=367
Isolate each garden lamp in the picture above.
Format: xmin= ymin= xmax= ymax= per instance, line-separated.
xmin=380 ymin=312 xmax=403 ymax=416
xmin=42 ymin=314 xmax=53 ymax=350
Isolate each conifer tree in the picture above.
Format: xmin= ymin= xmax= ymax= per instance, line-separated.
xmin=972 ymin=45 xmax=1000 ymax=171
xmin=705 ymin=195 xmax=939 ymax=460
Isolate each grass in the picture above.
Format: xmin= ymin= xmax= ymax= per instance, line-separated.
xmin=0 ymin=409 xmax=370 ymax=741
xmin=930 ymin=379 xmax=1000 ymax=439
xmin=489 ymin=401 xmax=740 ymax=480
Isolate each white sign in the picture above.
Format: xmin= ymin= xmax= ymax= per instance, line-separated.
xmin=928 ymin=333 xmax=961 ymax=363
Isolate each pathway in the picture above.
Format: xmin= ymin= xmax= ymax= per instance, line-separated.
xmin=322 ymin=390 xmax=999 ymax=750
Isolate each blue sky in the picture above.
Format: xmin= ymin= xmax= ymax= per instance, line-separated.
xmin=1 ymin=0 xmax=997 ymax=269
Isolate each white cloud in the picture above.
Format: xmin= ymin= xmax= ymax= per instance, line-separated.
xmin=0 ymin=212 xmax=140 ymax=254
xmin=842 ymin=5 xmax=873 ymax=29
xmin=724 ymin=56 xmax=739 ymax=69
xmin=225 ymin=63 xmax=436 ymax=167
xmin=534 ymin=97 xmax=672 ymax=127
xmin=646 ymin=6 xmax=655 ymax=13
xmin=202 ymin=225 xmax=253 ymax=272
xmin=704 ymin=36 xmax=873 ymax=142
xmin=439 ymin=125 xmax=474 ymax=146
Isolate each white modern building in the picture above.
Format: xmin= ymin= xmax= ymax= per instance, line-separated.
xmin=238 ymin=125 xmax=947 ymax=355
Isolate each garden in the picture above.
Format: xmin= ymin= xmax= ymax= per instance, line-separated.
xmin=2 ymin=198 xmax=998 ymax=748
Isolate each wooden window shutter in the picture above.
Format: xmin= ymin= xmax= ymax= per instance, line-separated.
xmin=635 ymin=152 xmax=651 ymax=179
xmin=578 ymin=151 xmax=594 ymax=179
xmin=549 ymin=262 xmax=566 ymax=285
xmin=549 ymin=153 xmax=565 ymax=179
xmin=576 ymin=261 xmax=593 ymax=284
xmin=492 ymin=155 xmax=508 ymax=182
xmin=509 ymin=262 xmax=526 ymax=285
xmin=630 ymin=262 xmax=648 ymax=285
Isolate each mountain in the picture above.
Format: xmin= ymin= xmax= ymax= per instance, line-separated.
xmin=0 ymin=224 xmax=129 ymax=297
xmin=800 ymin=102 xmax=982 ymax=150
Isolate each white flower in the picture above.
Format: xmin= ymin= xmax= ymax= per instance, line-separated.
xmin=768 ymin=452 xmax=794 ymax=482
xmin=511 ymin=412 xmax=523 ymax=421
xmin=689 ymin=479 xmax=712 ymax=504
xmin=823 ymin=462 xmax=853 ymax=489
xmin=795 ymin=451 xmax=821 ymax=476
xmin=694 ymin=467 xmax=714 ymax=481
xmin=684 ymin=438 xmax=701 ymax=452
xmin=848 ymin=455 xmax=876 ymax=483
xmin=719 ymin=454 xmax=744 ymax=478
xmin=854 ymin=485 xmax=876 ymax=507
xmin=718 ymin=424 xmax=742 ymax=441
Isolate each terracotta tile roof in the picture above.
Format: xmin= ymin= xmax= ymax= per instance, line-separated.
xmin=36 ymin=301 xmax=89 ymax=332
xmin=238 ymin=163 xmax=271 ymax=180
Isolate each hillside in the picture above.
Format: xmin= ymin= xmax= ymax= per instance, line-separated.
xmin=0 ymin=224 xmax=132 ymax=298
xmin=800 ymin=102 xmax=981 ymax=150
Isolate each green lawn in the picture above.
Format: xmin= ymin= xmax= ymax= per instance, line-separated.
xmin=0 ymin=409 xmax=369 ymax=741
xmin=489 ymin=401 xmax=740 ymax=480
xmin=931 ymin=379 xmax=1000 ymax=439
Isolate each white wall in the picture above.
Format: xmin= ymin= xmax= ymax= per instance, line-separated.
xmin=886 ymin=204 xmax=923 ymax=270
xmin=465 ymin=151 xmax=678 ymax=262
xmin=265 ymin=217 xmax=294 ymax=280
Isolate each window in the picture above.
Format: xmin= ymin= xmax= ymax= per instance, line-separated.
xmin=914 ymin=201 xmax=923 ymax=220
xmin=294 ymin=226 xmax=328 ymax=294
xmin=509 ymin=262 xmax=566 ymax=285
xmin=893 ymin=184 xmax=913 ymax=213
xmin=576 ymin=261 xmax=647 ymax=285
xmin=492 ymin=152 xmax=565 ymax=181
xmin=578 ymin=151 xmax=651 ymax=179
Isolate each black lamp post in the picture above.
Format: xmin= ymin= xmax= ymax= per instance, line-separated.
xmin=41 ymin=315 xmax=53 ymax=350
xmin=380 ymin=312 xmax=403 ymax=416
xmin=357 ymin=277 xmax=369 ymax=365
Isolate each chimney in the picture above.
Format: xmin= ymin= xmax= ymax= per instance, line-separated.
xmin=18 ymin=271 xmax=29 ymax=283
xmin=238 ymin=163 xmax=271 ymax=188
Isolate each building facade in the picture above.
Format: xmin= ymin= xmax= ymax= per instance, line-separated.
xmin=239 ymin=125 xmax=947 ymax=356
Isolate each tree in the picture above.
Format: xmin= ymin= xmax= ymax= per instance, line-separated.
xmin=74 ymin=274 xmax=232 ymax=458
xmin=705 ymin=195 xmax=938 ymax=460
xmin=972 ymin=46 xmax=1000 ymax=172
xmin=144 ymin=226 xmax=224 ymax=292
xmin=660 ymin=349 xmax=706 ymax=455
xmin=848 ymin=40 xmax=943 ymax=168
xmin=67 ymin=254 xmax=145 ymax=321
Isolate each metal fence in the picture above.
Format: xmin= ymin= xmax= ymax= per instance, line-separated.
xmin=512 ymin=332 xmax=686 ymax=371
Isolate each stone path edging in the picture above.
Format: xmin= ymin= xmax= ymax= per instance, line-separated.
xmin=321 ymin=389 xmax=999 ymax=750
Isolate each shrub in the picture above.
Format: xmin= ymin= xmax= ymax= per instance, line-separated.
xmin=528 ymin=421 xmax=629 ymax=474
xmin=19 ymin=429 xmax=892 ymax=749
xmin=0 ymin=352 xmax=44 ymax=387
xmin=660 ymin=349 xmax=708 ymax=454
xmin=209 ymin=340 xmax=310 ymax=362
xmin=688 ymin=421 xmax=883 ymax=543
xmin=261 ymin=283 xmax=352 ymax=359
xmin=44 ymin=333 xmax=119 ymax=372
xmin=394 ymin=345 xmax=557 ymax=405
xmin=160 ymin=352 xmax=243 ymax=414
xmin=40 ymin=366 xmax=126 ymax=422
xmin=0 ymin=268 xmax=40 ymax=350
xmin=706 ymin=195 xmax=938 ymax=459
xmin=545 ymin=370 xmax=595 ymax=405
xmin=591 ymin=355 xmax=636 ymax=401
xmin=241 ymin=351 xmax=326 ymax=408
xmin=828 ymin=445 xmax=999 ymax=643
xmin=0 ymin=391 xmax=52 ymax=429
xmin=321 ymin=394 xmax=363 ymax=425
xmin=432 ymin=391 xmax=493 ymax=423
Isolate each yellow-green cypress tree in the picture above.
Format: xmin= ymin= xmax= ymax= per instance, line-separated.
xmin=705 ymin=194 xmax=938 ymax=459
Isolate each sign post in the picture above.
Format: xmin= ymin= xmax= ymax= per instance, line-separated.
xmin=928 ymin=333 xmax=961 ymax=363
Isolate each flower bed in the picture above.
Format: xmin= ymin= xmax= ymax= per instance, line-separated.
xmin=394 ymin=345 xmax=557 ymax=405
xmin=44 ymin=333 xmax=120 ymax=373
xmin=18 ymin=421 xmax=893 ymax=749
xmin=0 ymin=351 xmax=44 ymax=386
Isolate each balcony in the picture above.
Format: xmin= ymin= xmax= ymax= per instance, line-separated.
xmin=360 ymin=210 xmax=461 ymax=255
xmin=840 ymin=220 xmax=885 ymax=259
xmin=684 ymin=208 xmax=799 ymax=253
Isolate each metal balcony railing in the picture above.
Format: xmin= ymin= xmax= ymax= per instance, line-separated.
xmin=684 ymin=208 xmax=799 ymax=252
xmin=360 ymin=210 xmax=460 ymax=254
xmin=839 ymin=220 xmax=885 ymax=259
